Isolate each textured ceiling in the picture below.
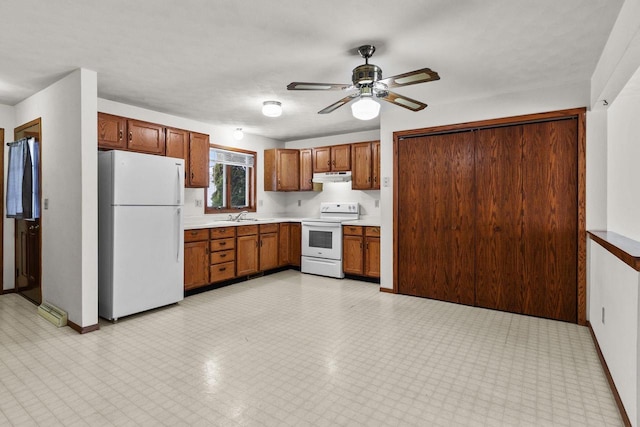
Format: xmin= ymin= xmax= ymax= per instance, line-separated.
xmin=0 ymin=0 xmax=624 ymax=141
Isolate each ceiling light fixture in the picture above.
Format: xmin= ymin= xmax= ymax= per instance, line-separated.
xmin=262 ymin=100 xmax=282 ymax=117
xmin=351 ymin=97 xmax=380 ymax=120
xmin=233 ymin=128 xmax=244 ymax=140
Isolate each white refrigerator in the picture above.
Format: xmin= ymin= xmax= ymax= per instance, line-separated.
xmin=98 ymin=150 xmax=184 ymax=321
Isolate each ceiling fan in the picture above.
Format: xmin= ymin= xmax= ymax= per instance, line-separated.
xmin=287 ymin=45 xmax=440 ymax=120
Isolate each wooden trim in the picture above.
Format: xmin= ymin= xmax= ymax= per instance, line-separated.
xmin=588 ymin=231 xmax=640 ymax=271
xmin=67 ymin=320 xmax=100 ymax=334
xmin=392 ymin=134 xmax=399 ymax=294
xmin=587 ymin=321 xmax=632 ymax=427
xmin=394 ymin=108 xmax=587 ymax=139
xmin=0 ymin=288 xmax=16 ymax=295
xmin=380 ymin=287 xmax=394 ymax=294
xmin=577 ymin=110 xmax=587 ymax=325
xmin=392 ymin=108 xmax=587 ymax=323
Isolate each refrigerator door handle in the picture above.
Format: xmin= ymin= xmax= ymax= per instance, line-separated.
xmin=176 ymin=208 xmax=181 ymax=262
xmin=176 ymin=164 xmax=182 ymax=205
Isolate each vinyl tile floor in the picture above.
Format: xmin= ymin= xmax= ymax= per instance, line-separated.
xmin=0 ymin=270 xmax=624 ymax=426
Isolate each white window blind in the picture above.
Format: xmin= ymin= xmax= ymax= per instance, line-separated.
xmin=210 ymin=148 xmax=255 ymax=167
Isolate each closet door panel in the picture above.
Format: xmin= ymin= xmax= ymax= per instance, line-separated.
xmin=397 ymin=132 xmax=475 ymax=305
xmin=475 ymin=126 xmax=525 ymax=313
xmin=521 ymin=120 xmax=577 ymax=322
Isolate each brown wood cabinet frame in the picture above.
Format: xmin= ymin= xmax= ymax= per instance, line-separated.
xmin=393 ymin=107 xmax=587 ymax=325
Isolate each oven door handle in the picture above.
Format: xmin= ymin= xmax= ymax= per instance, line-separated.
xmin=303 ymin=223 xmax=342 ymax=229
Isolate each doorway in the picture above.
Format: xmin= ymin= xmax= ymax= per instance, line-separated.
xmin=13 ymin=119 xmax=42 ymax=305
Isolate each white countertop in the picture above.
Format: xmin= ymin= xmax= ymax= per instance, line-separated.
xmin=184 ymin=216 xmax=305 ymax=230
xmin=184 ymin=216 xmax=381 ymax=229
xmin=342 ymin=217 xmax=381 ymax=227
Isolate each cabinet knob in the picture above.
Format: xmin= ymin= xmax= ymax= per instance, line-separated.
xmin=220 ymin=253 xmax=226 ymax=258
xmin=119 ymin=130 xmax=123 ymax=140
xmin=219 ymin=267 xmax=226 ymax=272
xmin=129 ymin=131 xmax=132 ymax=141
xmin=220 ymin=242 xmax=226 ymax=246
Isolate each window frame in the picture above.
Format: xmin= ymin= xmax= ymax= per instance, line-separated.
xmin=205 ymin=143 xmax=257 ymax=214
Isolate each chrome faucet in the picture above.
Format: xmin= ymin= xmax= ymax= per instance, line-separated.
xmin=230 ymin=210 xmax=248 ymax=222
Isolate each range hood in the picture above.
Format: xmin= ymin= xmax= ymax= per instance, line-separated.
xmin=312 ymin=171 xmax=352 ymax=183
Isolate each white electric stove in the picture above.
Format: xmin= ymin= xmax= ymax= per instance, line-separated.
xmin=301 ymin=202 xmax=359 ymax=278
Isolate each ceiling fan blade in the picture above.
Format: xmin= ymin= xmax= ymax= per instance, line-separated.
xmin=318 ymin=94 xmax=360 ymax=114
xmin=380 ymin=91 xmax=427 ymax=111
xmin=287 ymin=82 xmax=352 ymax=91
xmin=378 ymin=68 xmax=440 ymax=89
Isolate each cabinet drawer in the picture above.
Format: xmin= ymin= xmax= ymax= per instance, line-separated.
xmin=210 ymin=249 xmax=235 ymax=264
xmin=184 ymin=229 xmax=209 ymax=242
xmin=210 ymin=227 xmax=236 ymax=239
xmin=365 ymin=226 xmax=380 ymax=237
xmin=210 ymin=261 xmax=235 ymax=283
xmin=343 ymin=225 xmax=363 ymax=236
xmin=237 ymin=225 xmax=258 ymax=236
xmin=259 ymin=223 xmax=278 ymax=234
xmin=210 ymin=238 xmax=235 ymax=251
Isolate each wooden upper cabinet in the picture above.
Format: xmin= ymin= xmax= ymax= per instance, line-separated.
xmin=352 ymin=142 xmax=373 ymax=190
xmin=331 ymin=144 xmax=351 ymax=171
xmin=312 ymin=145 xmax=351 ymax=172
xmin=299 ymin=149 xmax=313 ymax=191
xmin=166 ymin=127 xmax=188 ymax=160
xmin=98 ymin=113 xmax=126 ymax=150
xmin=372 ymin=141 xmax=380 ymax=190
xmin=188 ymin=132 xmax=209 ymax=188
xmin=312 ymin=147 xmax=331 ymax=173
xmin=127 ymin=119 xmax=166 ymax=155
xmin=264 ymin=149 xmax=299 ymax=191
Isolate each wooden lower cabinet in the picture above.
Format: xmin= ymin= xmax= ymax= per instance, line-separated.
xmin=290 ymin=223 xmax=301 ymax=267
xmin=343 ymin=226 xmax=380 ymax=278
xmin=259 ymin=224 xmax=279 ymax=271
xmin=210 ymin=227 xmax=236 ymax=283
xmin=184 ymin=229 xmax=210 ymax=290
xmin=236 ymin=225 xmax=259 ymax=276
xmin=278 ymin=223 xmax=290 ymax=266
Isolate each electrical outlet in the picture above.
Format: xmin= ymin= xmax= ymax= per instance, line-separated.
xmin=195 ymin=199 xmax=203 ymax=207
xmin=383 ymin=177 xmax=390 ymax=187
xmin=259 ymin=200 xmax=263 ymax=207
xmin=297 ymin=200 xmax=301 ymax=207
xmin=375 ymin=199 xmax=380 ymax=208
xmin=602 ymin=307 xmax=605 ymax=324
xmin=44 ymin=198 xmax=49 ymax=210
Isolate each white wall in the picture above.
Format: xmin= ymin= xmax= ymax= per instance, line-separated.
xmin=284 ymin=129 xmax=381 ymax=218
xmin=0 ymin=104 xmax=15 ymax=291
xmin=13 ymin=69 xmax=98 ymax=328
xmin=98 ymin=99 xmax=285 ymax=220
xmin=378 ymin=81 xmax=590 ymax=289
xmin=589 ymin=239 xmax=639 ymax=425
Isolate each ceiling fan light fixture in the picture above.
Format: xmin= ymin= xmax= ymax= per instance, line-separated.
xmin=351 ymin=97 xmax=380 ymax=120
xmin=262 ymin=101 xmax=282 ymax=117
xmin=233 ymin=128 xmax=244 ymax=140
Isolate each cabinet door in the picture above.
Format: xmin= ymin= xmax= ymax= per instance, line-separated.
xmin=331 ymin=144 xmax=351 ymax=171
xmin=397 ymin=132 xmax=475 ymax=305
xmin=364 ymin=236 xmax=380 ymax=278
xmin=259 ymin=232 xmax=279 ymax=271
xmin=184 ymin=241 xmax=209 ymax=290
xmin=127 ymin=120 xmax=166 ymax=154
xmin=166 ymin=127 xmax=188 ymax=160
xmin=236 ymin=234 xmax=259 ymax=276
xmin=372 ymin=141 xmax=380 ymax=189
xmin=351 ymin=142 xmax=372 ymax=190
xmin=343 ymin=235 xmax=364 ymax=275
xmin=290 ymin=223 xmax=301 ymax=267
xmin=312 ymin=147 xmax=331 ymax=172
xmin=278 ymin=223 xmax=290 ymax=266
xmin=277 ymin=149 xmax=300 ymax=191
xmin=300 ymin=149 xmax=313 ymax=191
xmin=188 ymin=132 xmax=209 ymax=188
xmin=98 ymin=113 xmax=126 ymax=150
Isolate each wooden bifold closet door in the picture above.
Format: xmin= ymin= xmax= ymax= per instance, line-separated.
xmin=397 ymin=118 xmax=578 ymax=323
